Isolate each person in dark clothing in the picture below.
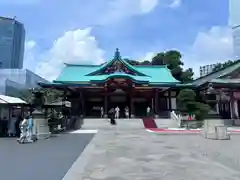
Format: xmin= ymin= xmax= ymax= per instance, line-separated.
xmin=2 ymin=117 xmax=8 ymax=136
xmin=108 ymin=108 xmax=116 ymax=125
xmin=15 ymin=115 xmax=23 ymax=137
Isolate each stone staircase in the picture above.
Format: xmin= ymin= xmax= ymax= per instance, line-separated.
xmin=154 ymin=118 xmax=173 ymax=128
xmin=82 ymin=118 xmax=145 ymax=130
xmin=155 ymin=112 xmax=180 ymax=128
xmin=82 ymin=117 xmax=180 ymax=130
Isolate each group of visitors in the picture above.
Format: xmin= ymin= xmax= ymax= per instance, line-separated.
xmin=17 ymin=114 xmax=35 ymax=144
xmin=0 ymin=114 xmax=22 ymax=137
xmin=100 ymin=106 xmax=152 ymax=119
xmin=0 ymin=112 xmax=35 ymax=143
xmin=100 ymin=105 xmax=151 ymax=125
xmin=100 ymin=106 xmax=130 ymax=119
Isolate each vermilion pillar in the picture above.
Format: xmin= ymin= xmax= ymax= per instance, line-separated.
xmin=104 ymin=83 xmax=108 ymax=117
xmin=130 ymin=84 xmax=135 ymax=118
xmin=168 ymin=90 xmax=172 ymax=111
xmin=154 ymin=89 xmax=159 ymax=117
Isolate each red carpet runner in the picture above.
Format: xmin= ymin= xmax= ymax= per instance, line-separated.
xmin=142 ymin=118 xmax=158 ymax=128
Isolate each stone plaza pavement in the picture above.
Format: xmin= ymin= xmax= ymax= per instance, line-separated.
xmin=63 ymin=119 xmax=240 ymax=180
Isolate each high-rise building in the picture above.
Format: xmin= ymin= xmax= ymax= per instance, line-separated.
xmin=0 ymin=69 xmax=49 ymax=96
xmin=229 ymin=0 xmax=240 ymax=59
xmin=199 ymin=64 xmax=217 ymax=77
xmin=0 ymin=16 xmax=25 ymax=69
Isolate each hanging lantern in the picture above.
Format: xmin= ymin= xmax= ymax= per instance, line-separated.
xmin=219 ymin=91 xmax=229 ymax=101
xmin=206 ymin=83 xmax=215 ymax=94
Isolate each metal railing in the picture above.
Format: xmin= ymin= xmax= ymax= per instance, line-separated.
xmin=170 ymin=111 xmax=182 ymax=127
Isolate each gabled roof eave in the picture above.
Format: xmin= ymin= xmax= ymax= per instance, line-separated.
xmin=192 ymin=60 xmax=240 ymax=87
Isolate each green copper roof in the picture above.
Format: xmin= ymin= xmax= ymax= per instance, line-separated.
xmin=192 ymin=60 xmax=240 ymax=87
xmin=55 ymin=65 xmax=99 ymax=82
xmin=55 ymin=64 xmax=179 ymax=84
xmin=53 ymin=49 xmax=180 ymax=85
xmin=87 ymin=48 xmax=146 ymax=76
xmin=210 ymin=78 xmax=240 ymax=84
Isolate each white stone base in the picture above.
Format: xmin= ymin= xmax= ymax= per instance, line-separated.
xmin=37 ymin=132 xmax=51 ymax=140
xmin=201 ymin=125 xmax=230 ymax=140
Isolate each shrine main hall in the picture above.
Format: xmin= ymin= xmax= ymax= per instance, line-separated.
xmin=39 ymin=49 xmax=240 ymax=119
xmin=39 ymin=49 xmax=190 ymax=118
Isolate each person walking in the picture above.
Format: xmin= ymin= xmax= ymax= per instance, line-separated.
xmin=27 ymin=115 xmax=34 ymax=142
xmin=17 ymin=116 xmax=28 ymax=143
xmin=115 ymin=106 xmax=120 ymax=119
xmin=125 ymin=106 xmax=129 ymax=119
xmin=15 ymin=115 xmax=23 ymax=137
xmin=100 ymin=107 xmax=104 ymax=118
xmin=109 ymin=108 xmax=116 ymax=125
xmin=8 ymin=114 xmax=17 ymax=137
xmin=147 ymin=106 xmax=151 ymax=117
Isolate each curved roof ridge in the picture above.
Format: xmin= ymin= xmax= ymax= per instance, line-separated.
xmin=64 ymin=63 xmax=100 ymax=67
xmin=86 ymin=48 xmax=148 ymax=76
xmin=135 ymin=65 xmax=168 ymax=68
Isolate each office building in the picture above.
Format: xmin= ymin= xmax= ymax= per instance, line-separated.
xmin=229 ymin=0 xmax=240 ymax=58
xmin=199 ymin=64 xmax=217 ymax=77
xmin=0 ymin=16 xmax=25 ymax=69
xmin=0 ymin=69 xmax=49 ymax=96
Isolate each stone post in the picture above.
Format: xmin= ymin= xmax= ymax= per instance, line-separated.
xmin=201 ymin=119 xmax=230 ymax=140
xmin=32 ymin=109 xmax=51 ymax=140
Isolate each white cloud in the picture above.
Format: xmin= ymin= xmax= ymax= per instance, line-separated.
xmin=183 ymin=26 xmax=233 ymax=77
xmin=25 ymin=40 xmax=36 ymax=51
xmin=139 ymin=52 xmax=156 ymax=62
xmin=24 ymin=40 xmax=38 ymax=70
xmin=100 ymin=0 xmax=159 ymax=24
xmin=26 ymin=28 xmax=105 ymax=81
xmin=138 ymin=26 xmax=233 ymax=78
xmin=169 ymin=0 xmax=182 ymax=8
xmin=139 ymin=0 xmax=159 ymax=13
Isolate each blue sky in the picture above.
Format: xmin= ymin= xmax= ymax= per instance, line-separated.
xmin=0 ymin=0 xmax=232 ymax=80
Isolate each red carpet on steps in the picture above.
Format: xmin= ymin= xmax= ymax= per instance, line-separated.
xmin=142 ymin=118 xmax=158 ymax=128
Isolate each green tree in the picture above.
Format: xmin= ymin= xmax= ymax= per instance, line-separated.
xmin=177 ymin=89 xmax=210 ymax=120
xmin=124 ymin=59 xmax=140 ymax=65
xmin=151 ymin=50 xmax=194 ymax=83
xmin=140 ymin=60 xmax=151 ymax=65
xmin=177 ymin=89 xmax=196 ymax=114
xmin=124 ymin=58 xmax=151 ymax=65
xmin=180 ymin=68 xmax=194 ymax=83
xmin=151 ymin=52 xmax=166 ymax=65
xmin=14 ymin=88 xmax=63 ymax=104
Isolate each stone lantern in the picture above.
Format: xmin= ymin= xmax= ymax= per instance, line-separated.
xmin=31 ymin=89 xmax=51 ymax=140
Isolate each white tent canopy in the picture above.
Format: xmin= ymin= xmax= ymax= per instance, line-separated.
xmin=0 ymin=95 xmax=27 ymax=104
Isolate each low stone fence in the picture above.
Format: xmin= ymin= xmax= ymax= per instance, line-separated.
xmin=181 ymin=120 xmax=203 ymax=129
xmin=201 ymin=120 xmax=230 ymax=140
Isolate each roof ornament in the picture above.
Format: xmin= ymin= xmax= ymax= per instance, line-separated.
xmin=114 ymin=48 xmax=121 ymax=60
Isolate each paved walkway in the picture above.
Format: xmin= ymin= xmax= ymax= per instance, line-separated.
xmin=0 ymin=133 xmax=94 ymax=180
xmin=64 ymin=119 xmax=240 ymax=180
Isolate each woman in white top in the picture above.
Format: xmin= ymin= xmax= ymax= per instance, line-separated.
xmin=17 ymin=117 xmax=28 ymax=143
xmin=115 ymin=106 xmax=120 ymax=119
xmin=125 ymin=106 xmax=129 ymax=119
xmin=147 ymin=106 xmax=151 ymax=116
